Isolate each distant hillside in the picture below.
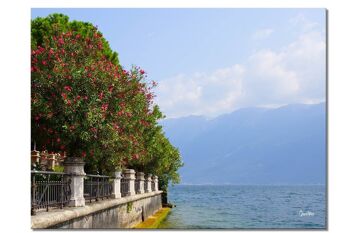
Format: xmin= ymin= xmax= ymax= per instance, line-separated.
xmin=161 ymin=103 xmax=326 ymax=185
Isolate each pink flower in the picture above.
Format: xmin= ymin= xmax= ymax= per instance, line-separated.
xmin=108 ymin=86 xmax=113 ymax=93
xmin=101 ymin=103 xmax=108 ymax=112
xmin=58 ymin=37 xmax=64 ymax=45
xmin=98 ymin=92 xmax=104 ymax=100
xmin=117 ymin=110 xmax=124 ymax=116
xmin=113 ymin=123 xmax=119 ymax=130
xmin=64 ymin=86 xmax=72 ymax=92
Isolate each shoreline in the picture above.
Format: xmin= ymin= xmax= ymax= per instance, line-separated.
xmin=133 ymin=208 xmax=171 ymax=229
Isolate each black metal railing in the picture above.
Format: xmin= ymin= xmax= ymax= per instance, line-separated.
xmin=135 ymin=179 xmax=141 ymax=194
xmin=31 ymin=168 xmax=160 ymax=214
xmin=121 ymin=177 xmax=129 ymax=197
xmin=144 ymin=180 xmax=148 ymax=192
xmin=151 ymin=180 xmax=155 ymax=191
xmin=31 ymin=170 xmax=71 ymax=215
xmin=84 ymin=174 xmax=112 ymax=202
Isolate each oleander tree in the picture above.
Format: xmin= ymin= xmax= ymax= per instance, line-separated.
xmin=31 ymin=13 xmax=119 ymax=65
xmin=31 ymin=14 xmax=183 ymax=187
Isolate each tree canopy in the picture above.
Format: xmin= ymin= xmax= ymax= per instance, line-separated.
xmin=31 ymin=13 xmax=119 ymax=65
xmin=31 ymin=14 xmax=183 ymax=186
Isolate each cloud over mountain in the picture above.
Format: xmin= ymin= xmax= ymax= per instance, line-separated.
xmin=155 ymin=15 xmax=325 ymax=118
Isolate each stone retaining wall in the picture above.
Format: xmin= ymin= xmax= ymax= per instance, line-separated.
xmin=31 ymin=191 xmax=162 ymax=229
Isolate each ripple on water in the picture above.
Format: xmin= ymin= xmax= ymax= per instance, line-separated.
xmin=159 ymin=185 xmax=326 ymax=229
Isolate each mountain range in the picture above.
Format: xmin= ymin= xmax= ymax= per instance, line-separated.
xmin=161 ymin=102 xmax=326 ymax=185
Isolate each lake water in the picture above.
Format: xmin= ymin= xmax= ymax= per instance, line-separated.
xmin=159 ymin=185 xmax=326 ymax=229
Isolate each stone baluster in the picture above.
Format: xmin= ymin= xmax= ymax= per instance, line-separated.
xmin=123 ymin=169 xmax=136 ymax=196
xmin=111 ymin=170 xmax=122 ymax=198
xmin=153 ymin=175 xmax=159 ymax=191
xmin=63 ymin=157 xmax=86 ymax=207
xmin=146 ymin=174 xmax=152 ymax=193
xmin=31 ymin=150 xmax=40 ymax=165
xmin=136 ymin=172 xmax=145 ymax=194
xmin=47 ymin=152 xmax=57 ymax=170
xmin=40 ymin=150 xmax=48 ymax=170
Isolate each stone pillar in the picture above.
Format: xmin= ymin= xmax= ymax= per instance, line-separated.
xmin=153 ymin=175 xmax=159 ymax=191
xmin=146 ymin=174 xmax=152 ymax=193
xmin=136 ymin=172 xmax=145 ymax=194
xmin=40 ymin=151 xmax=48 ymax=170
xmin=63 ymin=157 xmax=86 ymax=207
xmin=111 ymin=170 xmax=122 ymax=199
xmin=55 ymin=153 xmax=63 ymax=166
xmin=31 ymin=150 xmax=40 ymax=165
xmin=123 ymin=169 xmax=136 ymax=196
xmin=47 ymin=153 xmax=57 ymax=170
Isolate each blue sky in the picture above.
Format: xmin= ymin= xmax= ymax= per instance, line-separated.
xmin=32 ymin=8 xmax=326 ymax=118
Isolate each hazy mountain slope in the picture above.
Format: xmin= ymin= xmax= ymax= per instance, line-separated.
xmin=161 ymin=103 xmax=326 ymax=184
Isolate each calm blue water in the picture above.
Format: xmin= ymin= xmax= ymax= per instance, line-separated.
xmin=159 ymin=185 xmax=326 ymax=229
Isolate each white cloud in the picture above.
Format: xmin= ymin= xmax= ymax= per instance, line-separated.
xmin=252 ymin=28 xmax=274 ymax=40
xmin=155 ymin=15 xmax=325 ymax=118
xmin=156 ymin=65 xmax=245 ymax=118
xmin=289 ymin=14 xmax=319 ymax=32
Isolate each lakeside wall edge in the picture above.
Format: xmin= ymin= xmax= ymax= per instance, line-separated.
xmin=31 ymin=191 xmax=163 ymax=229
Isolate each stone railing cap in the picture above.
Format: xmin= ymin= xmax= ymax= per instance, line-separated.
xmin=123 ymin=169 xmax=136 ymax=174
xmin=113 ymin=171 xmax=122 ymax=178
xmin=63 ymin=157 xmax=85 ymax=165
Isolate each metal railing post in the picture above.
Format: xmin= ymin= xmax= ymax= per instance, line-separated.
xmin=46 ymin=174 xmax=49 ymax=212
xmin=96 ymin=177 xmax=99 ymax=201
xmin=60 ymin=174 xmax=64 ymax=209
xmin=31 ymin=174 xmax=36 ymax=215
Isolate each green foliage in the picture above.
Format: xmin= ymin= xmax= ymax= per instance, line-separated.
xmin=31 ymin=14 xmax=183 ymax=187
xmin=31 ymin=13 xmax=119 ymax=65
xmin=53 ymin=165 xmax=64 ymax=173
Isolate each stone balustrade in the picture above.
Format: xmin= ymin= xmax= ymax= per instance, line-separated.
xmin=31 ymin=150 xmax=161 ymax=213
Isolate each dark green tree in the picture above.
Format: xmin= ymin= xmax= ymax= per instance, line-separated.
xmin=31 ymin=13 xmax=119 ymax=65
xmin=31 ymin=13 xmax=183 ymax=190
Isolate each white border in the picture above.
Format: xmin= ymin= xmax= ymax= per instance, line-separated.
xmin=1 ymin=0 xmax=349 ymax=232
